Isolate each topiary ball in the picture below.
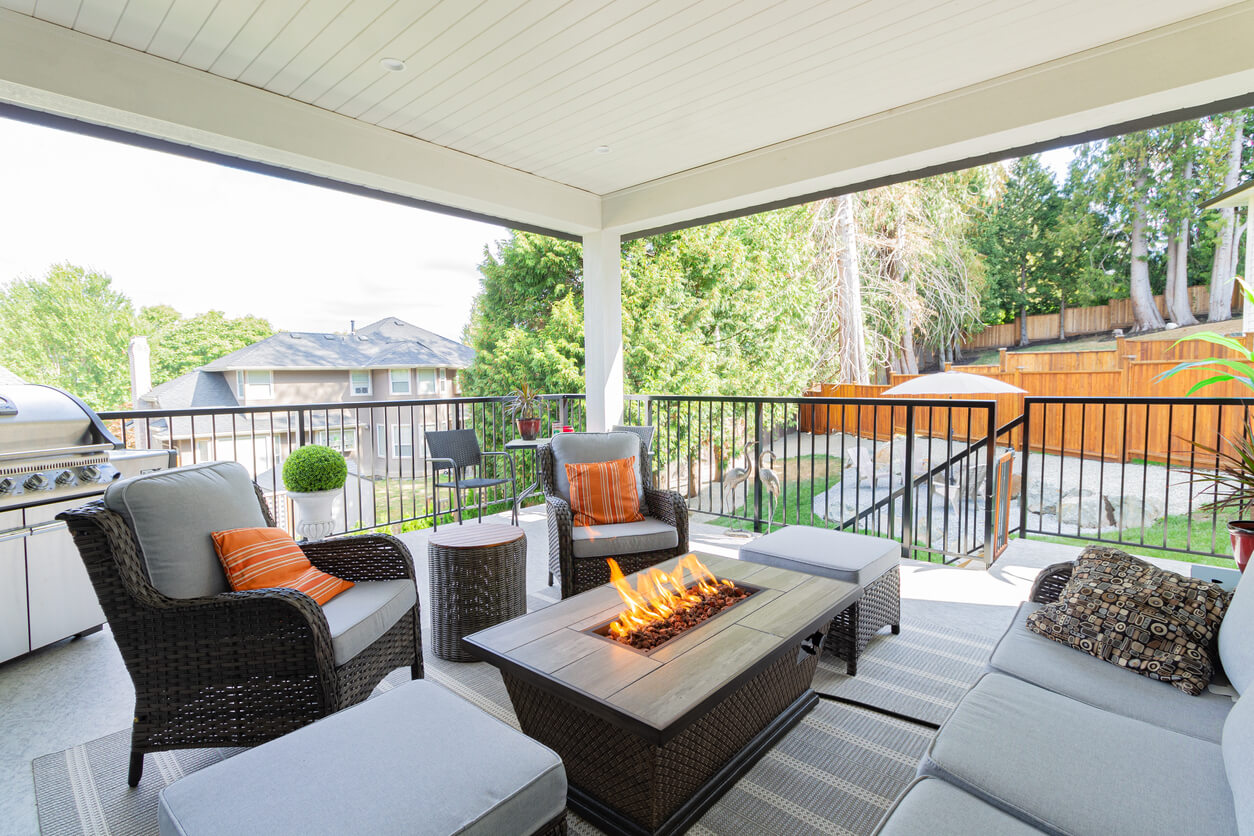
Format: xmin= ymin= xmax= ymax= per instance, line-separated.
xmin=282 ymin=444 xmax=348 ymax=493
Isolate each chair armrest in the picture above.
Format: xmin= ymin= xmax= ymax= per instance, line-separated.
xmin=645 ymin=488 xmax=689 ymax=551
xmin=545 ymin=495 xmax=575 ymax=596
xmin=480 ymin=450 xmax=517 ymax=481
xmin=302 ymin=533 xmax=417 ymax=582
xmin=1030 ymin=562 xmax=1074 ymax=604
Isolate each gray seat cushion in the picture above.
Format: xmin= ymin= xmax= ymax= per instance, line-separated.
xmin=570 ymin=517 xmax=678 ymax=558
xmin=919 ymin=672 xmax=1237 ymax=836
xmin=873 ymin=777 xmax=1044 ymax=836
xmin=158 ymin=679 xmax=567 ymax=836
xmin=104 ymin=461 xmax=267 ymax=599
xmin=739 ymin=526 xmax=899 ymax=586
xmin=1219 ymin=565 xmax=1254 ymax=694
xmin=990 ymin=602 xmax=1233 ymax=742
xmin=322 ymin=579 xmax=417 ymax=665
xmin=549 ymin=432 xmax=645 ymax=505
xmin=1222 ymin=694 xmax=1254 ymax=834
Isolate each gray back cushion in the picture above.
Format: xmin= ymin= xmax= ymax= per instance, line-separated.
xmin=1222 ymin=694 xmax=1254 ymax=835
xmin=104 ymin=461 xmax=268 ymax=599
xmin=1219 ymin=566 xmax=1254 ymax=694
xmin=550 ymin=432 xmax=645 ymax=505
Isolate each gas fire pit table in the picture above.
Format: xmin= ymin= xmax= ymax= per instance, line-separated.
xmin=464 ymin=552 xmax=860 ymax=836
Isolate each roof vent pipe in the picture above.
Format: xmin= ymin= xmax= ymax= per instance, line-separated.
xmin=350 ymin=320 xmax=356 ymax=335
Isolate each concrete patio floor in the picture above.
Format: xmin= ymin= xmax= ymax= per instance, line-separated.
xmin=0 ymin=511 xmax=1202 ymax=834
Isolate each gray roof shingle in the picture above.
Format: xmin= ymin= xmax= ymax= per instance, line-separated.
xmin=0 ymin=365 xmax=24 ymax=385
xmin=202 ymin=317 xmax=473 ymax=372
xmin=141 ymin=369 xmax=238 ymax=410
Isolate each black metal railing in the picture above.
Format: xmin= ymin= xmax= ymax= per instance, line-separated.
xmin=625 ymin=394 xmax=999 ymax=566
xmin=100 ymin=390 xmax=1245 ymax=566
xmin=1019 ymin=396 xmax=1254 ymax=560
xmin=99 ymin=394 xmax=586 ymax=535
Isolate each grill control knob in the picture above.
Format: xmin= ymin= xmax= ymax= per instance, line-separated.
xmin=0 ymin=477 xmax=14 ymax=494
xmin=24 ymin=472 xmax=50 ymax=491
xmin=77 ymin=465 xmax=101 ymax=483
xmin=55 ymin=469 xmax=77 ymax=487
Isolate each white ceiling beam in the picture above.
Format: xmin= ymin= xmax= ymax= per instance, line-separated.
xmin=602 ymin=2 xmax=1254 ymax=236
xmin=0 ymin=8 xmax=601 ymax=238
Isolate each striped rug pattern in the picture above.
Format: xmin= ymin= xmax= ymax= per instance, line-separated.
xmin=33 ymin=617 xmax=991 ymax=836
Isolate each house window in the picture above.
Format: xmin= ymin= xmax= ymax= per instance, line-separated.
xmin=390 ymin=369 xmax=411 ymax=395
xmin=416 ymin=369 xmax=437 ymax=395
xmin=314 ymin=428 xmax=356 ymax=452
xmin=375 ymin=424 xmax=411 ymax=457
xmin=235 ymin=370 xmax=272 ymax=400
xmin=350 ymin=370 xmax=371 ymax=396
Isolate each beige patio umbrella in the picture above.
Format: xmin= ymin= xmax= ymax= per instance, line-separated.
xmin=883 ymin=371 xmax=1026 ymax=396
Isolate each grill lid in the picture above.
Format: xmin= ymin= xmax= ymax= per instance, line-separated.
xmin=0 ymin=384 xmax=121 ymax=462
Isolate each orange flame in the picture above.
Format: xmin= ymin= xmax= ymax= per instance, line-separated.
xmin=606 ymin=554 xmax=736 ymax=641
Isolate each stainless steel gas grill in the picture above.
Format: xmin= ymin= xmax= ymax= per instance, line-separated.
xmin=0 ymin=384 xmax=175 ymax=662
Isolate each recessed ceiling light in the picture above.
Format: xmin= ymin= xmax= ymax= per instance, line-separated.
xmin=594 ymin=145 xmax=611 ymax=155
xmin=379 ymin=57 xmax=406 ymax=72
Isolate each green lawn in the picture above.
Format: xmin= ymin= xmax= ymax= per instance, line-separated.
xmin=1031 ymin=507 xmax=1239 ymax=567
xmin=710 ymin=457 xmax=844 ymax=529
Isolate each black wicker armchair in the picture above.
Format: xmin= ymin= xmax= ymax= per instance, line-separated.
xmin=57 ymin=482 xmax=421 ymax=787
xmin=538 ymin=432 xmax=688 ymax=598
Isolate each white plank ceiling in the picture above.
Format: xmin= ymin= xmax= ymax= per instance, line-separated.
xmin=1 ymin=0 xmax=1245 ymax=196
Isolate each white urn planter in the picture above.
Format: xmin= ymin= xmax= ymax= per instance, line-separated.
xmin=288 ymin=489 xmax=339 ymax=541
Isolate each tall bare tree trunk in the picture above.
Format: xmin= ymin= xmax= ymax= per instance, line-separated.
xmin=1210 ymin=119 xmax=1245 ymax=322
xmin=1130 ymin=174 xmax=1166 ymax=332
xmin=1165 ymin=235 xmax=1179 ymax=322
xmin=1174 ymin=213 xmax=1199 ymax=326
xmin=833 ymin=194 xmax=869 ymax=383
xmin=1058 ymin=293 xmax=1067 ymax=340
xmin=1018 ymin=264 xmax=1029 ymax=346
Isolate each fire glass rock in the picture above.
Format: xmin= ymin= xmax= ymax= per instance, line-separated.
xmin=610 ymin=585 xmax=751 ymax=651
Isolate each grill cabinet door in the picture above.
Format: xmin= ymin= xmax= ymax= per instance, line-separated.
xmin=0 ymin=510 xmax=30 ymax=661
xmin=24 ymin=501 xmax=105 ymax=650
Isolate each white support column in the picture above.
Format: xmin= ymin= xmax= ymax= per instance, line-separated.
xmin=1244 ymin=195 xmax=1254 ymax=335
xmin=582 ymin=230 xmax=624 ymax=432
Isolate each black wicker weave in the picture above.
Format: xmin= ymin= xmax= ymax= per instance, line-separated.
xmin=428 ymin=525 xmax=527 ymax=662
xmin=503 ymin=636 xmax=820 ymax=832
xmin=1030 ymin=561 xmax=1075 ymax=603
xmin=537 ymin=435 xmax=689 ymax=598
xmin=534 ymin=811 xmax=569 ymax=836
xmin=55 ymin=485 xmax=422 ymax=787
xmin=826 ymin=565 xmax=901 ymax=676
xmin=425 ymin=428 xmax=517 ymax=527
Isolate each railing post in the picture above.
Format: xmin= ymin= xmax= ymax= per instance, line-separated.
xmin=753 ymin=401 xmax=765 ymax=533
xmin=645 ymin=397 xmax=653 ymax=429
xmin=558 ymin=396 xmax=569 ymax=429
xmin=297 ymin=411 xmax=307 ymax=447
xmin=1019 ymin=399 xmax=1031 ymax=539
xmin=984 ymin=403 xmax=997 ymax=569
xmin=901 ymin=406 xmax=915 ymax=561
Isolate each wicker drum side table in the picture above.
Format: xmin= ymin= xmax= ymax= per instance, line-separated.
xmin=429 ymin=524 xmax=527 ymax=662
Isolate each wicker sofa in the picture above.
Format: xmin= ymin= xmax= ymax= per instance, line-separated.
xmin=872 ymin=555 xmax=1253 ymax=835
xmin=58 ymin=461 xmax=421 ymax=786
xmin=537 ymin=431 xmax=688 ymax=598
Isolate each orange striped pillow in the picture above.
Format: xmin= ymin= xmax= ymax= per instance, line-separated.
xmin=565 ymin=456 xmax=645 ymax=527
xmin=211 ymin=527 xmax=353 ymax=605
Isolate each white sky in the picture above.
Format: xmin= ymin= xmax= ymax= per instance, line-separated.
xmin=0 ymin=116 xmax=508 ymax=340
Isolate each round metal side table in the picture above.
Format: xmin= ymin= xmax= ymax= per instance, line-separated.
xmin=428 ymin=523 xmax=527 ymax=662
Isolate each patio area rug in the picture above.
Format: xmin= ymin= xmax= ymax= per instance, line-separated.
xmin=811 ymin=620 xmax=998 ymax=727
xmin=32 ymin=610 xmax=986 ymax=836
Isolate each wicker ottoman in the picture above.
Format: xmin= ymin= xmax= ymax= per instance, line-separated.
xmin=739 ymin=526 xmax=900 ymax=675
xmin=158 ymin=680 xmax=568 ymax=836
xmin=429 ymin=524 xmax=527 ymax=662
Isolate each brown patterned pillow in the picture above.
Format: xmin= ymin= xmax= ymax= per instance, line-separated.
xmin=1026 ymin=546 xmax=1230 ymax=695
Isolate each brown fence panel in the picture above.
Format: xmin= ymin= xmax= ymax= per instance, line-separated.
xmin=1063 ymin=304 xmax=1111 ymax=336
xmin=1025 ymin=314 xmax=1059 ymax=342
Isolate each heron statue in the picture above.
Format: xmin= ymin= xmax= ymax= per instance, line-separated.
xmin=721 ymin=441 xmax=756 ymax=533
xmin=759 ymin=449 xmax=781 ymax=531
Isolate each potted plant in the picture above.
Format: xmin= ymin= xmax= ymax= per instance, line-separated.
xmin=1159 ymin=278 xmax=1254 ymax=571
xmin=507 ymin=383 xmax=544 ymax=440
xmin=282 ymin=444 xmax=348 ymax=541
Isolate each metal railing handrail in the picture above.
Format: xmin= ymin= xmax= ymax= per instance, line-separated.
xmin=99 ymin=392 xmax=587 ymax=420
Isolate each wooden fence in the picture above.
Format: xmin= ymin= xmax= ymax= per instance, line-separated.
xmin=961 ymin=286 xmax=1231 ymax=351
xmin=799 ymin=334 xmax=1254 ymax=466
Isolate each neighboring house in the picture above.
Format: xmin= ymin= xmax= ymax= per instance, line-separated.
xmin=135 ymin=317 xmax=475 ymax=485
